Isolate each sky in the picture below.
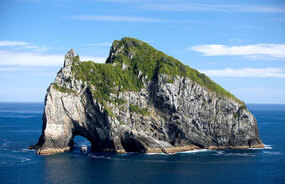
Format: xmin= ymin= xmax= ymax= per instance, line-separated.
xmin=0 ymin=0 xmax=284 ymax=103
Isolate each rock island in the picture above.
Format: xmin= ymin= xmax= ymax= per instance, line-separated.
xmin=35 ymin=37 xmax=264 ymax=155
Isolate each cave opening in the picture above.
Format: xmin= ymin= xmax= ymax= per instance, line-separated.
xmin=72 ymin=135 xmax=92 ymax=153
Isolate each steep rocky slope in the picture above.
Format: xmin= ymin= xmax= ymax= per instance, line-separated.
xmin=35 ymin=37 xmax=263 ymax=154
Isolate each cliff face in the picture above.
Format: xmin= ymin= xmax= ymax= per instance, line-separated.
xmin=35 ymin=38 xmax=263 ymax=155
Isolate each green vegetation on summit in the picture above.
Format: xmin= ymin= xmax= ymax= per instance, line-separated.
xmin=70 ymin=37 xmax=242 ymax=104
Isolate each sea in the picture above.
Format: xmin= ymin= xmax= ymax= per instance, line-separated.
xmin=0 ymin=103 xmax=284 ymax=184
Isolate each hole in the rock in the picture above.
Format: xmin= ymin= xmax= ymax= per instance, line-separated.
xmin=72 ymin=135 xmax=92 ymax=153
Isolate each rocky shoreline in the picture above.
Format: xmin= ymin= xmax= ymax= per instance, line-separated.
xmin=33 ymin=143 xmax=265 ymax=155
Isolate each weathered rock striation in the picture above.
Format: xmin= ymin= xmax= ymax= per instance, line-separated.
xmin=35 ymin=37 xmax=263 ymax=155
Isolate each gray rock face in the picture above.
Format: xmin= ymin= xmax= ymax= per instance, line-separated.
xmin=35 ymin=47 xmax=263 ymax=155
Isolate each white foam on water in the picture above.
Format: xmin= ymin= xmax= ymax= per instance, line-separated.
xmin=12 ymin=150 xmax=21 ymax=153
xmin=21 ymin=148 xmax=36 ymax=152
xmin=12 ymin=148 xmax=36 ymax=153
xmin=224 ymin=153 xmax=256 ymax=157
xmin=121 ymin=149 xmax=211 ymax=156
xmin=1 ymin=141 xmax=10 ymax=148
xmin=19 ymin=158 xmax=31 ymax=163
xmin=213 ymin=151 xmax=225 ymax=155
xmin=248 ymin=148 xmax=263 ymax=150
xmin=212 ymin=150 xmax=259 ymax=157
xmin=145 ymin=152 xmax=168 ymax=155
xmin=264 ymin=144 xmax=273 ymax=149
xmin=179 ymin=149 xmax=210 ymax=154
xmin=88 ymin=154 xmax=110 ymax=159
xmin=263 ymin=151 xmax=282 ymax=155
xmin=248 ymin=144 xmax=273 ymax=150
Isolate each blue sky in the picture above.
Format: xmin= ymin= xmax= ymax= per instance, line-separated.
xmin=0 ymin=0 xmax=284 ymax=103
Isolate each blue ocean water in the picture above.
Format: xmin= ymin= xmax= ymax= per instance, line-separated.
xmin=0 ymin=103 xmax=284 ymax=184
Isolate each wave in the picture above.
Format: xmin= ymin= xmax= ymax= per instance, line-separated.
xmin=0 ymin=154 xmax=32 ymax=165
xmin=1 ymin=140 xmax=10 ymax=149
xmin=88 ymin=154 xmax=111 ymax=159
xmin=248 ymin=144 xmax=273 ymax=150
xmin=19 ymin=158 xmax=31 ymax=163
xmin=21 ymin=148 xmax=36 ymax=152
xmin=144 ymin=152 xmax=168 ymax=155
xmin=142 ymin=149 xmax=211 ymax=155
xmin=73 ymin=145 xmax=280 ymax=159
xmin=12 ymin=148 xmax=36 ymax=153
xmin=179 ymin=149 xmax=210 ymax=154
xmin=264 ymin=144 xmax=273 ymax=149
xmin=263 ymin=151 xmax=282 ymax=155
xmin=212 ymin=150 xmax=256 ymax=157
xmin=213 ymin=151 xmax=225 ymax=155
xmin=1 ymin=143 xmax=9 ymax=148
xmin=225 ymin=153 xmax=256 ymax=157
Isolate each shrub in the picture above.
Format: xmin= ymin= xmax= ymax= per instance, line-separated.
xmin=52 ymin=83 xmax=76 ymax=94
xmin=129 ymin=104 xmax=149 ymax=116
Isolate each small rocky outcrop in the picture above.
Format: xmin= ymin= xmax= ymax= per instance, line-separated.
xmin=35 ymin=37 xmax=263 ymax=155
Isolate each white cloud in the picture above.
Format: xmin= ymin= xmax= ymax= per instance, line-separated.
xmin=17 ymin=44 xmax=51 ymax=52
xmin=0 ymin=49 xmax=106 ymax=67
xmin=239 ymin=5 xmax=285 ymax=13
xmin=0 ymin=67 xmax=24 ymax=71
xmin=199 ymin=68 xmax=285 ymax=78
xmin=69 ymin=15 xmax=162 ymax=22
xmin=191 ymin=44 xmax=285 ymax=58
xmin=0 ymin=40 xmax=51 ymax=52
xmin=0 ymin=41 xmax=29 ymax=47
xmin=0 ymin=50 xmax=63 ymax=66
xmin=142 ymin=2 xmax=285 ymax=13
